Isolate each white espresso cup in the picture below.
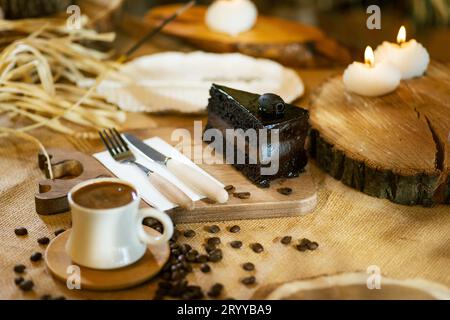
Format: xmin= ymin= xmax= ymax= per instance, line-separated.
xmin=66 ymin=178 xmax=173 ymax=270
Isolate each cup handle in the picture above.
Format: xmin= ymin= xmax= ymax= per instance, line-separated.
xmin=136 ymin=208 xmax=174 ymax=246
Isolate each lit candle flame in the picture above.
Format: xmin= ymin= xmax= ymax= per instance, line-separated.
xmin=364 ymin=46 xmax=375 ymax=67
xmin=397 ymin=26 xmax=406 ymax=44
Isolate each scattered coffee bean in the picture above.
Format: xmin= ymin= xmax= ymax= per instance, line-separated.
xmin=206 ymin=225 xmax=220 ymax=233
xmin=307 ymin=241 xmax=319 ymax=251
xmin=13 ymin=264 xmax=26 ymax=274
xmin=250 ymin=243 xmax=264 ymax=253
xmin=14 ymin=227 xmax=28 ymax=236
xmin=40 ymin=294 xmax=52 ymax=300
xmin=234 ymin=192 xmax=251 ymax=199
xmin=181 ymin=285 xmax=204 ymax=300
xmin=18 ymin=280 xmax=34 ymax=291
xmin=208 ymin=249 xmax=223 ymax=262
xmin=296 ymin=244 xmax=308 ymax=252
xmin=30 ymin=252 xmax=42 ymax=262
xmin=299 ymin=238 xmax=310 ymax=246
xmin=229 ymin=225 xmax=240 ymax=233
xmin=242 ymin=262 xmax=255 ymax=271
xmin=183 ymin=230 xmax=196 ymax=238
xmin=54 ymin=229 xmax=65 ymax=236
xmin=277 ymin=187 xmax=293 ymax=196
xmin=208 ymin=283 xmax=224 ymax=298
xmin=196 ymin=254 xmax=209 ymax=263
xmin=230 ymin=240 xmax=243 ymax=249
xmin=14 ymin=276 xmax=24 ymax=286
xmin=206 ymin=237 xmax=221 ymax=245
xmin=200 ymin=263 xmax=211 ymax=273
xmin=37 ymin=237 xmax=50 ymax=245
xmin=180 ymin=244 xmax=192 ymax=254
xmin=241 ymin=276 xmax=256 ymax=286
xmin=281 ymin=236 xmax=292 ymax=245
xmin=224 ymin=185 xmax=235 ymax=193
xmin=186 ymin=250 xmax=199 ymax=262
xmin=204 ymin=243 xmax=216 ymax=253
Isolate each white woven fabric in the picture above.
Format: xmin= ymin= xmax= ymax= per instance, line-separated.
xmin=88 ymin=51 xmax=304 ymax=113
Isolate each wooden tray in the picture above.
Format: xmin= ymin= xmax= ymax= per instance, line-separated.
xmin=309 ymin=61 xmax=450 ymax=206
xmin=36 ymin=128 xmax=317 ymax=223
xmin=144 ymin=4 xmax=351 ymax=67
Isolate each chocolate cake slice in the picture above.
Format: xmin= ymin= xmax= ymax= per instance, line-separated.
xmin=204 ymin=84 xmax=309 ymax=187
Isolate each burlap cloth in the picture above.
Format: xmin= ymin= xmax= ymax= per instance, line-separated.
xmin=0 ymin=122 xmax=449 ymax=300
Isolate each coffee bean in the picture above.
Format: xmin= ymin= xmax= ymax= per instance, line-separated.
xmin=182 ymin=285 xmax=204 ymax=300
xmin=37 ymin=237 xmax=50 ymax=245
xmin=224 ymin=185 xmax=235 ymax=193
xmin=250 ymin=243 xmax=264 ymax=253
xmin=207 ymin=237 xmax=221 ymax=245
xmin=234 ymin=192 xmax=251 ymax=199
xmin=206 ymin=225 xmax=220 ymax=233
xmin=242 ymin=262 xmax=255 ymax=271
xmin=241 ymin=276 xmax=256 ymax=286
xmin=196 ymin=254 xmax=208 ymax=263
xmin=19 ymin=280 xmax=34 ymax=291
xmin=180 ymin=244 xmax=192 ymax=254
xmin=208 ymin=283 xmax=224 ymax=298
xmin=13 ymin=264 xmax=26 ymax=274
xmin=200 ymin=263 xmax=211 ymax=273
xmin=230 ymin=240 xmax=242 ymax=249
xmin=14 ymin=276 xmax=24 ymax=285
xmin=208 ymin=249 xmax=223 ymax=262
xmin=277 ymin=187 xmax=293 ymax=196
xmin=54 ymin=229 xmax=65 ymax=236
xmin=204 ymin=243 xmax=216 ymax=253
xmin=183 ymin=230 xmax=196 ymax=238
xmin=14 ymin=227 xmax=28 ymax=236
xmin=296 ymin=244 xmax=308 ymax=252
xmin=229 ymin=225 xmax=240 ymax=233
xmin=307 ymin=241 xmax=319 ymax=251
xmin=299 ymin=238 xmax=311 ymax=246
xmin=30 ymin=252 xmax=42 ymax=262
xmin=281 ymin=236 xmax=292 ymax=245
xmin=41 ymin=294 xmax=52 ymax=300
xmin=186 ymin=251 xmax=199 ymax=262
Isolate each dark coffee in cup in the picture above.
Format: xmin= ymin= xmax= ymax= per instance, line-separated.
xmin=72 ymin=182 xmax=137 ymax=209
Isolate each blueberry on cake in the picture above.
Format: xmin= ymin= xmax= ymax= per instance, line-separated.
xmin=204 ymin=84 xmax=309 ymax=187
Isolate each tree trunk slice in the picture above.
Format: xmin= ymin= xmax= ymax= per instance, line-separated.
xmin=309 ymin=61 xmax=450 ymax=206
xmin=144 ymin=4 xmax=351 ymax=68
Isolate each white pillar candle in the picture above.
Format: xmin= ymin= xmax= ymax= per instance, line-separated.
xmin=374 ymin=26 xmax=430 ymax=80
xmin=205 ymin=0 xmax=258 ymax=36
xmin=343 ymin=46 xmax=401 ymax=97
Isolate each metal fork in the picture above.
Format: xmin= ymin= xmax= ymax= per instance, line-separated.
xmin=99 ymin=128 xmax=194 ymax=210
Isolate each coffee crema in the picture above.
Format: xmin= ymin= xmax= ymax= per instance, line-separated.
xmin=72 ymin=182 xmax=137 ymax=210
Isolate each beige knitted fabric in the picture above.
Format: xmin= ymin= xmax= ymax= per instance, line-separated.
xmin=0 ymin=125 xmax=449 ymax=300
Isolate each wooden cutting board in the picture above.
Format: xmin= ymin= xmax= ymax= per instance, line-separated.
xmin=35 ymin=128 xmax=317 ymax=223
xmin=309 ymin=61 xmax=450 ymax=206
xmin=144 ymin=4 xmax=351 ymax=67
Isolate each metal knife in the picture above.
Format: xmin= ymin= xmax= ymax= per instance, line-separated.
xmin=124 ymin=134 xmax=229 ymax=204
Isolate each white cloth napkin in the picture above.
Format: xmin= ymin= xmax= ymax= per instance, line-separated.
xmin=93 ymin=137 xmax=223 ymax=212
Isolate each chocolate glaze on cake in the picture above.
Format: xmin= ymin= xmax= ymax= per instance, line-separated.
xmin=204 ymin=84 xmax=309 ymax=187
